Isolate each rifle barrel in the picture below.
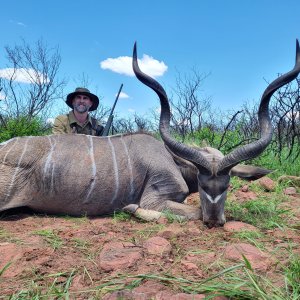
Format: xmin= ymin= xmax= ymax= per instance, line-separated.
xmin=102 ymin=83 xmax=123 ymax=136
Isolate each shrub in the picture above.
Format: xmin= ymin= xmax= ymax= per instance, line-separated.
xmin=0 ymin=116 xmax=50 ymax=142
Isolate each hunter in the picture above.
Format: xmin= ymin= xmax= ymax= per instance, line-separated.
xmin=52 ymin=87 xmax=104 ymax=136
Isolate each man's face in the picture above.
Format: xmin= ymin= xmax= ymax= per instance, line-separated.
xmin=72 ymin=94 xmax=93 ymax=113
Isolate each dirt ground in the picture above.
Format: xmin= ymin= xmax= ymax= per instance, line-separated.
xmin=0 ymin=185 xmax=300 ymax=299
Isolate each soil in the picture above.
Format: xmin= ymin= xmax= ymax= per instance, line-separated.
xmin=0 ymin=186 xmax=300 ymax=299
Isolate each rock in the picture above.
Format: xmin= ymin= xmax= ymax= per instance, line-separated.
xmin=223 ymin=243 xmax=273 ymax=271
xmin=223 ymin=221 xmax=258 ymax=233
xmin=99 ymin=241 xmax=142 ymax=272
xmin=241 ymin=185 xmax=249 ymax=192
xmin=143 ymin=236 xmax=172 ymax=256
xmin=235 ymin=190 xmax=257 ymax=201
xmin=156 ymin=291 xmax=206 ymax=299
xmin=158 ymin=224 xmax=183 ymax=239
xmin=283 ymin=187 xmax=297 ymax=195
xmin=257 ymin=177 xmax=276 ymax=192
xmin=102 ymin=290 xmax=133 ymax=300
xmin=132 ymin=281 xmax=167 ymax=299
xmin=278 ymin=175 xmax=300 ymax=187
xmin=102 ymin=281 xmax=207 ymax=300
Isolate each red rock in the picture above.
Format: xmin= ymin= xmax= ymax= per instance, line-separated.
xmin=235 ymin=190 xmax=257 ymax=201
xmin=102 ymin=290 xmax=133 ymax=300
xmin=241 ymin=185 xmax=249 ymax=192
xmin=257 ymin=177 xmax=276 ymax=191
xmin=133 ymin=281 xmax=166 ymax=299
xmin=156 ymin=291 xmax=206 ymax=300
xmin=223 ymin=221 xmax=258 ymax=233
xmin=223 ymin=243 xmax=273 ymax=271
xmin=143 ymin=236 xmax=172 ymax=256
xmin=99 ymin=241 xmax=142 ymax=271
xmin=181 ymin=261 xmax=198 ymax=270
xmin=283 ymin=187 xmax=297 ymax=195
xmin=158 ymin=224 xmax=183 ymax=239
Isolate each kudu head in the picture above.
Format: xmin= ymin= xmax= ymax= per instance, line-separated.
xmin=132 ymin=41 xmax=300 ymax=227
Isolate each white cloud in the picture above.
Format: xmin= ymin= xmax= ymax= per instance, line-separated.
xmin=128 ymin=108 xmax=135 ymax=113
xmin=100 ymin=54 xmax=168 ymax=78
xmin=9 ymin=20 xmax=26 ymax=27
xmin=118 ymin=92 xmax=129 ymax=99
xmin=17 ymin=22 xmax=26 ymax=27
xmin=0 ymin=68 xmax=49 ymax=84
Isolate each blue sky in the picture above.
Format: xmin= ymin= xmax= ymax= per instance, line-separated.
xmin=1 ymin=0 xmax=300 ymax=119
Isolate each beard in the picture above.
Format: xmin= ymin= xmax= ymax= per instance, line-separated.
xmin=73 ymin=103 xmax=91 ymax=113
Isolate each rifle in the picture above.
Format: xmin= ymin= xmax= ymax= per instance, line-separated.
xmin=102 ymin=83 xmax=123 ymax=136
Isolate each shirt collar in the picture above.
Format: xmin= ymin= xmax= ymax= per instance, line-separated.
xmin=69 ymin=110 xmax=92 ymax=126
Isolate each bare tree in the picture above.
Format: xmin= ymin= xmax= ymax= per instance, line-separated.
xmin=0 ymin=38 xmax=66 ymax=123
xmin=272 ymin=77 xmax=300 ymax=161
xmin=169 ymin=68 xmax=211 ymax=141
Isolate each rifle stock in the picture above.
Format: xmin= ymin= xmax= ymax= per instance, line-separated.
xmin=102 ymin=83 xmax=123 ymax=136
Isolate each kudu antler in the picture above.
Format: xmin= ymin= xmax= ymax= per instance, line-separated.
xmin=133 ymin=40 xmax=300 ymax=227
xmin=217 ymin=40 xmax=300 ymax=174
xmin=133 ymin=40 xmax=300 ymax=175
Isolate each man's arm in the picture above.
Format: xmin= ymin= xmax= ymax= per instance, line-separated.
xmin=52 ymin=115 xmax=69 ymax=134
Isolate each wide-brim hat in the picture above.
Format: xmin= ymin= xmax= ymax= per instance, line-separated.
xmin=66 ymin=87 xmax=99 ymax=111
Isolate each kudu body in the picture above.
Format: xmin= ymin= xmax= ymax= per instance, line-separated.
xmin=132 ymin=40 xmax=300 ymax=226
xmin=0 ymin=41 xmax=299 ymax=227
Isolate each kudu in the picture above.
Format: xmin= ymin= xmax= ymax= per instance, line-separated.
xmin=132 ymin=40 xmax=300 ymax=227
xmin=0 ymin=41 xmax=298 ymax=228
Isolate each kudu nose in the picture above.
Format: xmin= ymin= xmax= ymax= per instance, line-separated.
xmin=203 ymin=219 xmax=225 ymax=228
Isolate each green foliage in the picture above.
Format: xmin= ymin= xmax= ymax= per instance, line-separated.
xmin=162 ymin=209 xmax=186 ymax=224
xmin=0 ymin=116 xmax=50 ymax=142
xmin=183 ymin=127 xmax=300 ymax=176
xmin=225 ymin=196 xmax=290 ymax=230
xmin=285 ymin=256 xmax=300 ymax=297
xmin=251 ymin=146 xmax=300 ymax=177
xmin=113 ymin=211 xmax=132 ymax=222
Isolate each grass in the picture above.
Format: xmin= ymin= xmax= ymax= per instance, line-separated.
xmin=225 ymin=194 xmax=291 ymax=230
xmin=232 ymin=230 xmax=266 ymax=249
xmin=136 ymin=224 xmax=165 ymax=239
xmin=162 ymin=209 xmax=187 ymax=224
xmin=6 ymin=270 xmax=76 ymax=300
xmin=113 ymin=211 xmax=131 ymax=222
xmin=3 ymin=257 xmax=300 ymax=299
xmin=33 ymin=229 xmax=63 ymax=250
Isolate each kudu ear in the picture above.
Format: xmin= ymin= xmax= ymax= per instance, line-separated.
xmin=230 ymin=164 xmax=272 ymax=181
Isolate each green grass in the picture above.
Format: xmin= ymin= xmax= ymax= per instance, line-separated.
xmin=162 ymin=209 xmax=187 ymax=224
xmin=112 ymin=211 xmax=131 ymax=222
xmin=136 ymin=224 xmax=165 ymax=239
xmin=6 ymin=270 xmax=76 ymax=300
xmin=225 ymin=195 xmax=291 ymax=230
xmin=33 ymin=229 xmax=63 ymax=250
xmin=0 ymin=227 xmax=22 ymax=244
xmin=3 ymin=244 xmax=300 ymax=299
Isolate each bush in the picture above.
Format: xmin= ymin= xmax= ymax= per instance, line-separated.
xmin=0 ymin=116 xmax=50 ymax=142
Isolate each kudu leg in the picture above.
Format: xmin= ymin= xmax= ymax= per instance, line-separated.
xmin=123 ymin=201 xmax=201 ymax=222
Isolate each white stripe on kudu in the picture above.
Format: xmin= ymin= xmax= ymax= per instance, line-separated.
xmin=5 ymin=137 xmax=30 ymax=200
xmin=204 ymin=192 xmax=224 ymax=204
xmin=85 ymin=135 xmax=97 ymax=202
xmin=120 ymin=136 xmax=134 ymax=198
xmin=44 ymin=136 xmax=55 ymax=177
xmin=108 ymin=137 xmax=119 ymax=204
xmin=1 ymin=138 xmax=19 ymax=164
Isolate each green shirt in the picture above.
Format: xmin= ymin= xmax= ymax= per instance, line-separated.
xmin=52 ymin=111 xmax=104 ymax=136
